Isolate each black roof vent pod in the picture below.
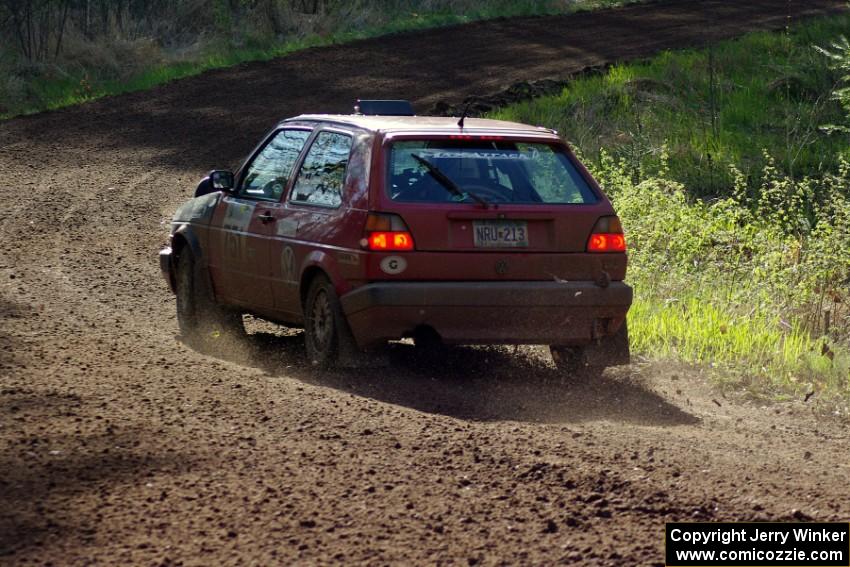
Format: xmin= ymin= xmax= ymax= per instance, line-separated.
xmin=354 ymin=99 xmax=415 ymax=116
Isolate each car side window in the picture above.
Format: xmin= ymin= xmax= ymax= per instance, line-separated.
xmin=239 ymin=129 xmax=311 ymax=201
xmin=290 ymin=131 xmax=352 ymax=208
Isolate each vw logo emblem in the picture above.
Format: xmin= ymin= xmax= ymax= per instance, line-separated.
xmin=495 ymin=259 xmax=509 ymax=275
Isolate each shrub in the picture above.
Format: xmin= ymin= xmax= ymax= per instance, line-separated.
xmin=588 ymin=152 xmax=850 ymax=401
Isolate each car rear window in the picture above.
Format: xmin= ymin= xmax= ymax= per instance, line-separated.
xmin=387 ymin=140 xmax=599 ymax=205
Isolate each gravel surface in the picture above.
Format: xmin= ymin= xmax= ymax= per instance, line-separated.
xmin=1 ymin=0 xmax=848 ymax=564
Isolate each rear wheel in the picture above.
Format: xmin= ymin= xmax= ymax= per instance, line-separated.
xmin=550 ymin=345 xmax=604 ymax=382
xmin=304 ymin=274 xmax=359 ymax=368
xmin=175 ymin=249 xmax=244 ymax=346
xmin=550 ymin=321 xmax=629 ymax=381
xmin=413 ymin=326 xmax=445 ymax=351
xmin=410 ymin=326 xmax=448 ymax=367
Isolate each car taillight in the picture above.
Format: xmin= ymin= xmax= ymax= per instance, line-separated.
xmin=362 ymin=212 xmax=415 ymax=251
xmin=368 ymin=231 xmax=414 ymax=251
xmin=587 ymin=216 xmax=626 ymax=253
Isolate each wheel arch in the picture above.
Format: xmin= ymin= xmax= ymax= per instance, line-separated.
xmin=163 ymin=234 xmax=187 ymax=293
xmin=299 ymin=266 xmax=328 ymax=309
xmin=171 ymin=224 xmax=205 ymax=263
xmin=171 ymin=233 xmax=190 ymax=262
xmin=297 ymin=250 xmax=349 ymax=310
xmin=171 ymin=224 xmax=218 ymax=303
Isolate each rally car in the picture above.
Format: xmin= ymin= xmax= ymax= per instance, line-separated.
xmin=159 ymin=100 xmax=631 ymax=377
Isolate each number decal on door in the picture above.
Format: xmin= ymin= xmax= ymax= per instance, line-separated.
xmin=221 ymin=200 xmax=255 ymax=261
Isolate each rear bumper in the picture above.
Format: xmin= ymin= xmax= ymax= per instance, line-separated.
xmin=340 ymin=281 xmax=632 ymax=348
xmin=159 ymin=247 xmax=175 ymax=293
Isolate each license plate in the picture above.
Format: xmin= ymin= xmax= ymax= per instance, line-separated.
xmin=473 ymin=220 xmax=529 ymax=248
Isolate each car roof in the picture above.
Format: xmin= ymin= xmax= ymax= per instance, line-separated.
xmin=283 ymin=114 xmax=558 ymax=137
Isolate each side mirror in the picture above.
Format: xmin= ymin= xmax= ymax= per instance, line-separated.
xmin=194 ymin=170 xmax=235 ymax=198
xmin=210 ymin=170 xmax=235 ymax=192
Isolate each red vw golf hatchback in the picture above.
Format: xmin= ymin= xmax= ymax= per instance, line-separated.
xmin=160 ymin=100 xmax=632 ymax=377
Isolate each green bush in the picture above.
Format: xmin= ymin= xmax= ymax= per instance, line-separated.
xmin=589 ymin=152 xmax=850 ymax=401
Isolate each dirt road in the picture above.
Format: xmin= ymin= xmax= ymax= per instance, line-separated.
xmin=2 ymin=0 xmax=849 ymax=564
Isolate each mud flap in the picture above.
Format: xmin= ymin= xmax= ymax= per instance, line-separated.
xmin=335 ymin=313 xmax=390 ymax=369
xmin=584 ymin=321 xmax=630 ymax=367
xmin=335 ymin=320 xmax=367 ymax=368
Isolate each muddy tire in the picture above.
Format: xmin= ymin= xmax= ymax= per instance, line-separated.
xmin=175 ymin=249 xmax=244 ymax=346
xmin=550 ymin=322 xmax=629 ymax=381
xmin=304 ymin=274 xmax=359 ymax=368
xmin=413 ymin=326 xmax=447 ymax=354
xmin=549 ymin=345 xmax=605 ymax=381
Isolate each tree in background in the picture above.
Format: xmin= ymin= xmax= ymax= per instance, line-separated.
xmin=0 ymin=0 xmax=563 ymax=115
xmin=1 ymin=0 xmax=71 ymax=61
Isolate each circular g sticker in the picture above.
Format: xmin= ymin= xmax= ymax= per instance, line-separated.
xmin=380 ymin=256 xmax=407 ymax=275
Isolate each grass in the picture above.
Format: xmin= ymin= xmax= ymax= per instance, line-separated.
xmin=0 ymin=0 xmax=642 ymax=120
xmin=490 ymin=14 xmax=850 ymax=196
xmin=606 ymin=167 xmax=850 ymax=404
xmin=629 ymin=294 xmax=848 ymax=401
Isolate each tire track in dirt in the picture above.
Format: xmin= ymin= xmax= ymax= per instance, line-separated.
xmin=1 ymin=1 xmax=849 ymax=564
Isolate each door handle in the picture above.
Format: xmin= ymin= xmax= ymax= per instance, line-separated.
xmin=258 ymin=211 xmax=274 ymax=223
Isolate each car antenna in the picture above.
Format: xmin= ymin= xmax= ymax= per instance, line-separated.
xmin=457 ymin=100 xmax=474 ymax=129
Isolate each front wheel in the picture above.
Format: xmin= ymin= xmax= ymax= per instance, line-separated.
xmin=175 ymin=249 xmax=244 ymax=346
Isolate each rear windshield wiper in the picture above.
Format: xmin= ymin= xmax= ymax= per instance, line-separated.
xmin=411 ymin=153 xmax=489 ymax=208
